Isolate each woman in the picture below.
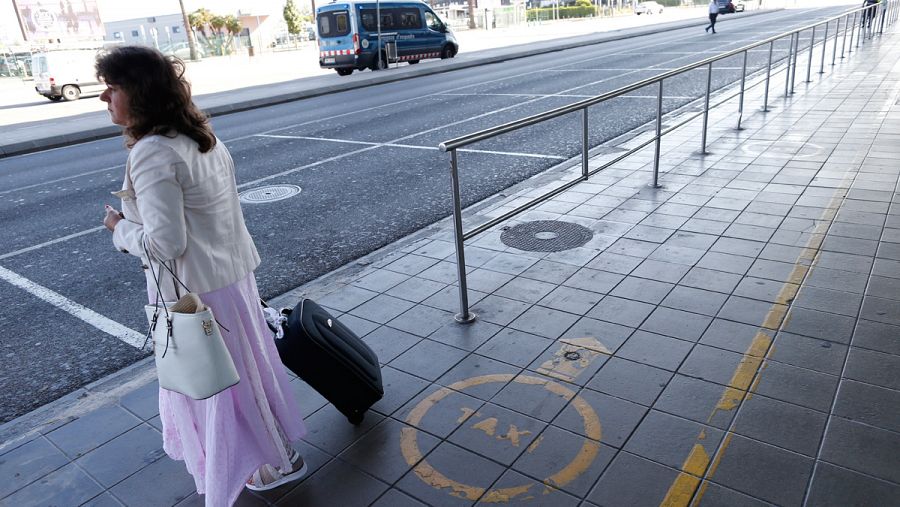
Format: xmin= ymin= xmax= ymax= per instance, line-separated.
xmin=98 ymin=46 xmax=307 ymax=505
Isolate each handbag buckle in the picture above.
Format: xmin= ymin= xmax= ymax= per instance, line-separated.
xmin=202 ymin=320 xmax=214 ymax=336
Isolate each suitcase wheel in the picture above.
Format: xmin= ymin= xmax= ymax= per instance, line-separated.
xmin=348 ymin=412 xmax=365 ymax=425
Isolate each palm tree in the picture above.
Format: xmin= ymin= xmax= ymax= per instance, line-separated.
xmin=178 ymin=0 xmax=199 ymax=61
xmin=224 ymin=15 xmax=242 ymax=53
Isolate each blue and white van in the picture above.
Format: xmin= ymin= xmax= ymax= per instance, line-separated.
xmin=316 ymin=0 xmax=458 ymax=75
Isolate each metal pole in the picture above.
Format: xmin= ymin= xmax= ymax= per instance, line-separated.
xmin=763 ymin=40 xmax=773 ymax=112
xmin=785 ymin=33 xmax=794 ymax=97
xmin=737 ymin=50 xmax=747 ymax=129
xmin=819 ymin=21 xmax=828 ymax=73
xmin=856 ymin=9 xmax=864 ymax=47
xmin=790 ymin=32 xmax=799 ymax=94
xmin=832 ymin=17 xmax=840 ymax=65
xmin=652 ymin=80 xmax=662 ymax=188
xmin=582 ymin=109 xmax=589 ymax=180
xmin=806 ymin=25 xmax=815 ymax=82
xmin=701 ymin=62 xmax=712 ymax=154
xmin=449 ymin=150 xmax=475 ymax=324
xmin=848 ymin=12 xmax=856 ymax=54
xmin=879 ymin=1 xmax=887 ymax=34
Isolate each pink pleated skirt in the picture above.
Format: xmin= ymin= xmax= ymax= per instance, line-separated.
xmin=153 ymin=273 xmax=306 ymax=507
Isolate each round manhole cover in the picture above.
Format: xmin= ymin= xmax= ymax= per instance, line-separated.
xmin=238 ymin=185 xmax=301 ymax=204
xmin=500 ymin=220 xmax=593 ymax=252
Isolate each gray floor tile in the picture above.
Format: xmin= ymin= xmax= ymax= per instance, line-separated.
xmin=437 ymin=354 xmax=521 ymax=401
xmin=586 ymin=295 xmax=655 ymax=328
xmin=872 ymin=257 xmax=900 ymax=279
xmin=648 ymin=244 xmax=707 ymax=266
xmin=563 ymin=317 xmax=635 ymax=354
xmin=860 ymin=295 xmax=900 ymax=326
xmin=624 ymin=410 xmax=723 ymax=471
xmin=712 ymin=237 xmax=766 ymax=257
xmin=362 ymin=326 xmax=421 ymax=364
xmin=781 ymin=306 xmax=856 ymax=344
xmin=843 ymin=347 xmax=900 ymax=391
xmin=821 ymin=235 xmax=879 ymax=256
xmin=804 ymin=266 xmax=869 ymax=294
xmin=694 ymin=480 xmax=774 ymax=507
xmin=470 ymin=295 xmax=531 ymax=327
xmin=680 ymin=267 xmax=743 ymax=294
xmin=654 ymin=374 xmax=739 ymax=430
xmin=732 ymin=394 xmax=828 ymax=456
xmin=371 ymin=488 xmax=428 ymax=507
xmin=421 ymin=285 xmax=488 ymax=314
xmin=852 ymin=319 xmax=900 ymax=356
xmin=867 ymin=275 xmax=900 ymax=300
xmin=76 ymin=423 xmax=165 ymax=488
xmin=0 ymin=436 xmax=69 ymax=499
xmin=821 ymin=416 xmax=900 ymax=484
xmin=303 ymin=403 xmax=384 ymax=455
xmin=538 ymin=285 xmax=604 ymax=315
xmin=494 ymin=277 xmax=558 ymax=304
xmin=747 ymin=258 xmax=801 ymax=282
xmin=480 ymin=252 xmax=540 ymax=276
xmin=587 ymin=451 xmax=682 ymax=507
xmin=109 ymin=456 xmax=196 ymax=507
xmin=717 ymin=296 xmax=787 ymax=330
xmin=277 ymin=458 xmax=389 ymax=506
xmin=3 ymin=462 xmax=103 ymax=507
xmin=700 ymin=319 xmax=772 ymax=356
xmin=476 ymin=328 xmax=553 ymax=369
xmin=609 ymin=276 xmax=674 ymax=305
xmin=448 ymin=402 xmax=546 ymax=465
xmin=632 ymin=259 xmax=691 ymax=284
xmin=679 ymin=344 xmax=753 ymax=388
xmin=769 ymin=332 xmax=848 ymax=375
xmin=490 ymin=371 xmax=574 ymax=423
xmin=288 ymin=376 xmax=330 ymax=418
xmin=428 ymin=319 xmax=502 ymax=352
xmin=387 ymin=305 xmax=453 ymax=338
xmin=666 ymin=230 xmax=719 ymax=250
xmin=383 ymin=253 xmax=441 ymax=276
xmin=508 ymin=305 xmax=581 ymax=339
xmin=339 ymin=418 xmax=439 ymax=484
xmin=640 ymin=306 xmax=712 ymax=342
xmin=317 ymin=285 xmax=379 ymax=312
xmin=616 ymin=330 xmax=693 ymax=371
xmin=696 ymin=251 xmax=755 ymax=275
xmin=349 ymin=294 xmax=417 ymax=324
xmin=709 ymin=434 xmax=813 ymax=506
xmin=511 ymin=425 xmax=615 ymax=498
xmin=477 ymin=468 xmax=582 ymax=506
xmin=606 ymin=238 xmax=661 ymax=258
xmin=82 ymin=492 xmax=126 ymax=507
xmin=584 ymin=251 xmax=643 ymax=274
xmin=339 ymin=313 xmax=382 ymax=338
xmin=562 ymin=267 xmax=624 ymax=294
xmin=120 ymin=380 xmax=160 ymax=421
xmin=45 ymin=404 xmax=142 ymax=459
xmin=353 ymin=269 xmax=410 ymax=292
xmin=519 ymin=259 xmax=581 ymax=284
xmin=526 ymin=339 xmax=609 ymax=386
xmin=371 ymin=366 xmax=430 ymax=417
xmin=806 ymin=461 xmax=900 ymax=507
xmin=793 ymin=286 xmax=862 ymax=317
xmin=465 ymin=268 xmax=517 ymax=293
xmin=815 ymin=251 xmax=874 ymax=274
xmin=417 ymin=261 xmax=463 ymax=285
xmin=396 ymin=442 xmax=506 ymax=506
xmin=587 ymin=356 xmax=673 ymax=406
xmin=385 ymin=277 xmax=448 ymax=303
xmin=753 ymin=360 xmax=839 ymax=412
xmin=553 ymin=388 xmax=646 ymax=448
xmin=624 ymin=224 xmax=676 ymax=243
xmin=834 ymin=379 xmax=900 ymax=434
xmin=661 ymin=286 xmax=729 ymax=317
xmin=390 ymin=338 xmax=468 ymax=381
xmin=733 ymin=276 xmax=798 ymax=304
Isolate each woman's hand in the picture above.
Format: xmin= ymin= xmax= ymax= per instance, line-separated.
xmin=104 ymin=205 xmax=124 ymax=231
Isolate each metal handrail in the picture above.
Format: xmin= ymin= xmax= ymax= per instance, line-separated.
xmin=439 ymin=1 xmax=896 ymax=323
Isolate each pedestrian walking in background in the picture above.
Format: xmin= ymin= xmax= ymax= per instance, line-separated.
xmin=97 ymin=46 xmax=307 ymax=506
xmin=706 ymin=0 xmax=719 ymax=33
xmin=862 ymin=0 xmax=879 ymax=28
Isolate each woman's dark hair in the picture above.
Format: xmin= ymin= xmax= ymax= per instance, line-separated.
xmin=95 ymin=46 xmax=216 ymax=152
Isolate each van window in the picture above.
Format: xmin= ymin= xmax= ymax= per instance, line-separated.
xmin=361 ymin=8 xmax=418 ymax=31
xmin=318 ymin=11 xmax=351 ymax=37
xmin=398 ymin=9 xmax=421 ymax=28
xmin=33 ymin=56 xmax=48 ymax=74
xmin=424 ymin=11 xmax=443 ymax=31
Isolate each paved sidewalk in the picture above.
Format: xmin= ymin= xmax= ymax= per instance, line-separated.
xmin=3 ymin=19 xmax=900 ymax=507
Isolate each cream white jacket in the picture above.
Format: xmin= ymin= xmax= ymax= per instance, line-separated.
xmin=112 ymin=133 xmax=260 ymax=298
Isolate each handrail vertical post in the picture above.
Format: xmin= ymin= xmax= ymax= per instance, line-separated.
xmin=857 ymin=9 xmax=864 ymax=47
xmin=819 ymin=21 xmax=828 ymax=73
xmin=790 ymin=32 xmax=799 ymax=94
xmin=848 ymin=12 xmax=856 ymax=54
xmin=581 ymin=108 xmax=589 ymax=180
xmin=806 ymin=25 xmax=815 ymax=82
xmin=832 ymin=17 xmax=840 ymax=65
xmin=448 ymin=149 xmax=475 ymax=324
xmin=879 ymin=0 xmax=887 ymax=34
xmin=785 ymin=33 xmax=794 ymax=97
xmin=701 ymin=62 xmax=712 ymax=154
xmin=652 ymin=80 xmax=663 ymax=188
xmin=737 ymin=51 xmax=747 ymax=129
xmin=763 ymin=40 xmax=773 ymax=112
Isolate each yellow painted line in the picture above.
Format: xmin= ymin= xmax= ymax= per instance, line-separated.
xmin=661 ymin=444 xmax=709 ymax=507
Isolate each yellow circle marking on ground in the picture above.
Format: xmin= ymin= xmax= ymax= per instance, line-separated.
xmin=400 ymin=373 xmax=602 ymax=502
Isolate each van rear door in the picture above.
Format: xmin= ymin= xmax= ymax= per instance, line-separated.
xmin=317 ymin=7 xmax=355 ymax=67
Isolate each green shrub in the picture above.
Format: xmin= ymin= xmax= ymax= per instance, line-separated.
xmin=526 ymin=5 xmax=596 ymax=21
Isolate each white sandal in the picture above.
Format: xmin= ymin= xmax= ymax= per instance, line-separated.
xmin=246 ymin=449 xmax=308 ymax=491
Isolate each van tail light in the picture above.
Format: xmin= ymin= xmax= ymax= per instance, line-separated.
xmin=49 ymin=76 xmax=55 ymax=84
xmin=353 ymin=33 xmax=360 ymax=54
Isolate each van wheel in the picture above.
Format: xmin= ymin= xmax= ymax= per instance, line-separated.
xmin=370 ymin=54 xmax=387 ymax=71
xmin=336 ymin=68 xmax=353 ymax=76
xmin=408 ymin=60 xmax=419 ymax=65
xmin=61 ymin=85 xmax=81 ymax=101
xmin=440 ymin=45 xmax=455 ymax=60
xmin=48 ymin=96 xmax=63 ymax=102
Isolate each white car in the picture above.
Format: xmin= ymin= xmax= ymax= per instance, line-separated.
xmin=634 ymin=1 xmax=664 ymax=14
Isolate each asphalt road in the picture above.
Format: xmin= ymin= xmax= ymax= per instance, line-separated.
xmin=0 ymin=6 xmax=851 ymax=422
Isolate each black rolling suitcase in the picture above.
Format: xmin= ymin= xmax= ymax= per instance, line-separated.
xmin=274 ymin=299 xmax=383 ymax=425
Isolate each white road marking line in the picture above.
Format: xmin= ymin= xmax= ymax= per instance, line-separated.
xmin=0 ymin=226 xmax=106 ymax=261
xmin=0 ymin=164 xmax=121 ymax=196
xmin=255 ymin=134 xmax=568 ymax=160
xmin=0 ymin=264 xmax=145 ymax=348
xmin=438 ymin=93 xmax=695 ymax=99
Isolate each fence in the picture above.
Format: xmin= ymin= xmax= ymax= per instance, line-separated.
xmin=438 ymin=1 xmax=898 ymax=323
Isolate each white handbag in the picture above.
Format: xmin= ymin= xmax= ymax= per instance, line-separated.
xmin=143 ymin=240 xmax=240 ymax=400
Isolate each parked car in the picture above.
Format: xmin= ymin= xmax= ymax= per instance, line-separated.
xmin=734 ymin=1 xmax=745 ymax=11
xmin=159 ymin=42 xmax=206 ymax=60
xmin=717 ymin=0 xmax=736 ymax=13
xmin=32 ymin=50 xmax=105 ymax=101
xmin=634 ymin=1 xmax=664 ymax=15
